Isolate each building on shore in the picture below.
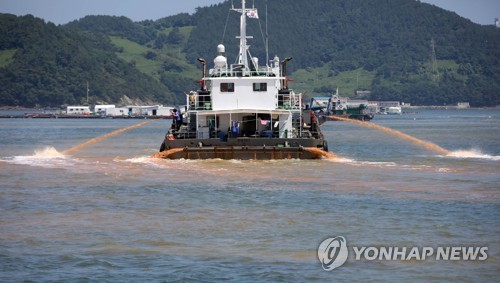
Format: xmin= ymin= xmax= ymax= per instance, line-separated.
xmin=378 ymin=101 xmax=401 ymax=108
xmin=376 ymin=101 xmax=402 ymax=115
xmin=94 ymin=105 xmax=116 ymax=115
xmin=66 ymin=105 xmax=178 ymax=116
xmin=66 ymin=106 xmax=91 ymax=115
xmin=124 ymin=105 xmax=175 ymax=116
xmin=355 ymin=90 xmax=371 ymax=97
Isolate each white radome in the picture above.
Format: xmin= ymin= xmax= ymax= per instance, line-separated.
xmin=214 ymin=55 xmax=227 ymax=68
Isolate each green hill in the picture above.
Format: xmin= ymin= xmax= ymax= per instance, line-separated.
xmin=0 ymin=14 xmax=172 ymax=107
xmin=1 ymin=0 xmax=499 ymax=107
xmin=186 ymin=0 xmax=500 ymax=106
xmin=66 ymin=14 xmax=201 ymax=104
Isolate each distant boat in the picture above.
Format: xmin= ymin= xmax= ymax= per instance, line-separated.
xmin=309 ymin=90 xmax=375 ymax=121
xmin=155 ymin=0 xmax=327 ymax=159
xmin=387 ymin=106 xmax=402 ymax=115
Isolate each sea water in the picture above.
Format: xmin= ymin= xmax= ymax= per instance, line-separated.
xmin=0 ymin=110 xmax=499 ymax=281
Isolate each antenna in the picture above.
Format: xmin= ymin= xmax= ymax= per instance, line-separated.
xmin=265 ymin=0 xmax=269 ymax=68
xmin=232 ymin=0 xmax=251 ymax=69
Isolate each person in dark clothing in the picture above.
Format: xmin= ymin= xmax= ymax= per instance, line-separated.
xmin=172 ymin=109 xmax=181 ymax=130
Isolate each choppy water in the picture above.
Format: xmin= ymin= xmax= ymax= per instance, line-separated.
xmin=1 ymin=110 xmax=499 ymax=282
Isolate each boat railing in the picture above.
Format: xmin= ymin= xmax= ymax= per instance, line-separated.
xmin=209 ymin=66 xmax=277 ymax=78
xmin=277 ymin=92 xmax=301 ymax=110
xmin=188 ymin=91 xmax=212 ymax=110
xmin=173 ymin=129 xmax=322 ymax=140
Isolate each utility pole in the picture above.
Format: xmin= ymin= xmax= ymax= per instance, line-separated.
xmin=356 ymin=70 xmax=359 ymax=90
xmin=431 ymin=39 xmax=439 ymax=82
xmin=86 ymin=81 xmax=89 ymax=105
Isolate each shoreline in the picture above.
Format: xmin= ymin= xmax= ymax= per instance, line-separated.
xmin=0 ymin=113 xmax=171 ymax=119
xmin=0 ymin=106 xmax=497 ymax=119
xmin=1 ymin=105 xmax=499 ymax=111
xmin=403 ymin=106 xmax=500 ymax=110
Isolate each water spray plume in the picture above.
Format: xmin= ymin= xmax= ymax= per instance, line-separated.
xmin=151 ymin=148 xmax=184 ymax=159
xmin=34 ymin=147 xmax=64 ymax=157
xmin=303 ymin=147 xmax=345 ymax=161
xmin=328 ymin=116 xmax=450 ymax=155
xmin=446 ymin=149 xmax=500 ymax=160
xmin=62 ymin=119 xmax=160 ymax=155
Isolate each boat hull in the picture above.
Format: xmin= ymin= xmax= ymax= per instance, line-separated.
xmin=157 ymin=138 xmax=326 ymax=160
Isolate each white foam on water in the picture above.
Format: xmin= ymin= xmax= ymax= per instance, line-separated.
xmin=445 ymin=149 xmax=500 ymax=161
xmin=114 ymin=156 xmax=169 ymax=168
xmin=328 ymin=157 xmax=451 ymax=172
xmin=119 ymin=156 xmax=152 ymax=164
xmin=1 ymin=146 xmax=77 ymax=168
xmin=325 ymin=156 xmax=354 ymax=163
xmin=355 ymin=161 xmax=398 ymax=167
xmin=437 ymin=167 xmax=452 ymax=173
xmin=343 ymin=160 xmax=405 ymax=169
xmin=34 ymin=146 xmax=64 ymax=157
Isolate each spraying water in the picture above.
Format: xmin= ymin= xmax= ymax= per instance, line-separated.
xmin=35 ymin=146 xmax=64 ymax=157
xmin=63 ymin=119 xmax=160 ymax=155
xmin=328 ymin=116 xmax=451 ymax=155
xmin=446 ymin=149 xmax=500 ymax=160
xmin=303 ymin=147 xmax=344 ymax=161
xmin=150 ymin=148 xmax=184 ymax=159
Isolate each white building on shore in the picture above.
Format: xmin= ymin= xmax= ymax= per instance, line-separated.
xmin=123 ymin=105 xmax=175 ymax=116
xmin=94 ymin=105 xmax=116 ymax=115
xmin=66 ymin=106 xmax=91 ymax=115
xmin=67 ymin=105 xmax=177 ymax=116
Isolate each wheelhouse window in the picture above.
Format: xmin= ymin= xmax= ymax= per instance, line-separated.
xmin=220 ymin=82 xmax=234 ymax=92
xmin=253 ymin=82 xmax=267 ymax=92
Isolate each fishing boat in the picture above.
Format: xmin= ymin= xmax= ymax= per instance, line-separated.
xmin=310 ymin=92 xmax=375 ymax=122
xmin=387 ymin=106 xmax=402 ymax=115
xmin=156 ymin=0 xmax=327 ymax=159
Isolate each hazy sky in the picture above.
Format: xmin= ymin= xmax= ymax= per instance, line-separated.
xmin=0 ymin=0 xmax=498 ymax=26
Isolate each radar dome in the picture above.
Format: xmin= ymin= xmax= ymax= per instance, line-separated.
xmin=217 ymin=44 xmax=225 ymax=54
xmin=214 ymin=55 xmax=227 ymax=68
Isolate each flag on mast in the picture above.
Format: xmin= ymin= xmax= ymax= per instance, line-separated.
xmin=246 ymin=9 xmax=259 ymax=19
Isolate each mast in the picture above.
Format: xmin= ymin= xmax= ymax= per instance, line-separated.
xmin=265 ymin=0 xmax=268 ymax=68
xmin=232 ymin=0 xmax=253 ymax=70
xmin=239 ymin=0 xmax=248 ymax=68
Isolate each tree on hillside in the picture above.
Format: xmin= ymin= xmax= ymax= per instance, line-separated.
xmin=167 ymin=27 xmax=183 ymax=45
